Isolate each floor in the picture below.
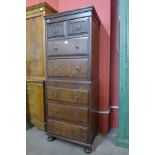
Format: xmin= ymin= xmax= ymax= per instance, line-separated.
xmin=26 ymin=126 xmax=128 ymax=155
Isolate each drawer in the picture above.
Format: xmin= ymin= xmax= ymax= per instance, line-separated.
xmin=67 ymin=17 xmax=89 ymax=35
xmin=47 ymin=22 xmax=65 ymax=38
xmin=47 ymin=87 xmax=89 ymax=105
xmin=47 ymin=37 xmax=89 ymax=56
xmin=47 ymin=58 xmax=88 ymax=79
xmin=48 ymin=102 xmax=88 ymax=124
xmin=47 ymin=119 xmax=88 ymax=142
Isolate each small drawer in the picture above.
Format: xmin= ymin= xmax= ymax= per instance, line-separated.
xmin=67 ymin=17 xmax=89 ymax=35
xmin=47 ymin=119 xmax=88 ymax=142
xmin=47 ymin=22 xmax=65 ymax=38
xmin=47 ymin=87 xmax=89 ymax=105
xmin=47 ymin=37 xmax=89 ymax=56
xmin=47 ymin=58 xmax=88 ymax=79
xmin=48 ymin=102 xmax=88 ymax=124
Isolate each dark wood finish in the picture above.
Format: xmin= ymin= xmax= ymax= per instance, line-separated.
xmin=47 ymin=120 xmax=88 ymax=143
xmin=26 ymin=3 xmax=57 ymax=131
xmin=47 ymin=57 xmax=88 ymax=79
xmin=44 ymin=6 xmax=100 ymax=152
xmin=67 ymin=17 xmax=90 ymax=35
xmin=47 ymin=87 xmax=89 ymax=105
xmin=47 ymin=37 xmax=89 ymax=56
xmin=48 ymin=102 xmax=88 ymax=124
xmin=47 ymin=22 xmax=65 ymax=38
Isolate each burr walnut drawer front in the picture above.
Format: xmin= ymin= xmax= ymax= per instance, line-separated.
xmin=67 ymin=17 xmax=90 ymax=35
xmin=47 ymin=119 xmax=88 ymax=142
xmin=47 ymin=58 xmax=88 ymax=79
xmin=47 ymin=37 xmax=89 ymax=56
xmin=47 ymin=87 xmax=89 ymax=105
xmin=48 ymin=102 xmax=88 ymax=124
xmin=47 ymin=22 xmax=65 ymax=38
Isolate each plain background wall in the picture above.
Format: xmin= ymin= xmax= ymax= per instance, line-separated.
xmin=26 ymin=0 xmax=114 ymax=134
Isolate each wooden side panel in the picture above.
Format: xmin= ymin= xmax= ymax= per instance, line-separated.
xmin=87 ymin=17 xmax=99 ymax=143
xmin=26 ymin=81 xmax=45 ymax=131
xmin=91 ymin=17 xmax=99 ymax=81
xmin=26 ymin=16 xmax=44 ymax=79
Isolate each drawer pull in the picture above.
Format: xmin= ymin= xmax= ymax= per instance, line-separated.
xmin=75 ymin=45 xmax=79 ymax=49
xmin=53 ymin=92 xmax=58 ymax=97
xmin=74 ymin=96 xmax=79 ymax=102
xmin=55 ymin=127 xmax=58 ymax=131
xmin=76 ymin=25 xmax=80 ymax=30
xmin=54 ymin=46 xmax=58 ymax=50
xmin=53 ymin=109 xmax=58 ymax=113
xmin=75 ymin=66 xmax=80 ymax=71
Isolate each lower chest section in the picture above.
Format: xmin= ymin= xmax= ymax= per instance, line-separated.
xmin=45 ymin=80 xmax=90 ymax=143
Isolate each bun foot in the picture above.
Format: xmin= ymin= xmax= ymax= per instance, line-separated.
xmin=47 ymin=136 xmax=56 ymax=142
xmin=84 ymin=146 xmax=92 ymax=153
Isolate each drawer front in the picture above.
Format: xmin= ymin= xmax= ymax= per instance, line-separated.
xmin=67 ymin=17 xmax=89 ymax=35
xmin=47 ymin=58 xmax=88 ymax=79
xmin=47 ymin=37 xmax=89 ymax=56
xmin=47 ymin=87 xmax=89 ymax=105
xmin=47 ymin=22 xmax=65 ymax=38
xmin=48 ymin=102 xmax=88 ymax=124
xmin=47 ymin=120 xmax=88 ymax=142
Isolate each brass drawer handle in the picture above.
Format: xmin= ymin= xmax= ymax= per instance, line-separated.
xmin=71 ymin=66 xmax=80 ymax=77
xmin=53 ymin=92 xmax=58 ymax=97
xmin=74 ymin=96 xmax=79 ymax=102
xmin=75 ymin=66 xmax=80 ymax=71
xmin=53 ymin=108 xmax=58 ymax=113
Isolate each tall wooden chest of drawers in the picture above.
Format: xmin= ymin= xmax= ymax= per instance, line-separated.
xmin=26 ymin=2 xmax=57 ymax=131
xmin=44 ymin=6 xmax=100 ymax=153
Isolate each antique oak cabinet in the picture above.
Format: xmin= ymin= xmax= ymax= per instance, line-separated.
xmin=44 ymin=6 xmax=100 ymax=153
xmin=26 ymin=2 xmax=57 ymax=131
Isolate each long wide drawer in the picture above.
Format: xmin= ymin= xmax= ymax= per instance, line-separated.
xmin=48 ymin=102 xmax=88 ymax=124
xmin=47 ymin=58 xmax=88 ymax=79
xmin=47 ymin=119 xmax=88 ymax=142
xmin=47 ymin=37 xmax=89 ymax=56
xmin=47 ymin=86 xmax=89 ymax=105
